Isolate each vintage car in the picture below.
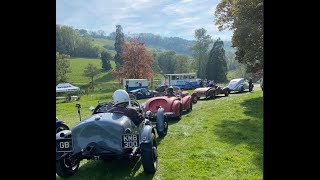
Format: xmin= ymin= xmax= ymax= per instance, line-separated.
xmin=192 ymin=85 xmax=229 ymax=100
xmin=56 ymin=117 xmax=69 ymax=133
xmin=155 ymin=84 xmax=168 ymax=93
xmin=227 ymin=78 xmax=249 ymax=93
xmin=142 ymin=87 xmax=193 ymax=120
xmin=56 ymin=100 xmax=167 ymax=178
xmin=128 ymin=88 xmax=159 ymax=100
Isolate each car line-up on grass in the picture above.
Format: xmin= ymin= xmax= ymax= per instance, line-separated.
xmin=55 ymin=99 xmax=168 ymax=178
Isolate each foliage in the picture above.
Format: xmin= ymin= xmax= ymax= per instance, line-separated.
xmin=100 ymin=51 xmax=112 ymax=71
xmin=83 ymin=63 xmax=101 ymax=89
xmin=114 ymin=25 xmax=125 ymax=68
xmin=56 ymin=52 xmax=71 ymax=84
xmin=235 ymin=63 xmax=250 ymax=80
xmin=56 ymin=24 xmax=101 ymax=58
xmin=190 ymin=28 xmax=213 ymax=79
xmin=214 ymin=0 xmax=263 ymax=73
xmin=112 ymin=39 xmax=154 ymax=80
xmin=206 ymin=38 xmax=228 ymax=83
xmin=156 ymin=51 xmax=177 ymax=74
xmin=175 ymin=54 xmax=190 ymax=73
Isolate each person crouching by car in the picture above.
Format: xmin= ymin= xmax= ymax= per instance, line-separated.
xmin=108 ymin=89 xmax=144 ymax=126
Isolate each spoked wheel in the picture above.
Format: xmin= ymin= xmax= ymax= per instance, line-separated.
xmin=141 ymin=133 xmax=157 ymax=174
xmin=56 ymin=154 xmax=80 ymax=178
xmin=177 ymin=104 xmax=183 ymax=120
xmin=187 ymin=101 xmax=192 ymax=112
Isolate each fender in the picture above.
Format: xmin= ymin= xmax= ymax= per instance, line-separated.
xmin=56 ymin=120 xmax=63 ymax=126
xmin=140 ymin=124 xmax=155 ymax=144
xmin=156 ymin=107 xmax=165 ymax=132
xmin=56 ymin=130 xmax=72 ymax=139
xmin=172 ymin=100 xmax=181 ymax=115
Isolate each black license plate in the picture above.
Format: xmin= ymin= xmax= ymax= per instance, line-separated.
xmin=122 ymin=134 xmax=140 ymax=148
xmin=56 ymin=138 xmax=73 ymax=152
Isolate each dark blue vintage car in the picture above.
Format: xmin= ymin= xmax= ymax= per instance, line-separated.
xmin=56 ymin=100 xmax=168 ymax=178
xmin=128 ymin=88 xmax=159 ymax=100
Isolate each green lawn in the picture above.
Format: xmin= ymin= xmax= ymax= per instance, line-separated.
xmin=56 ymin=85 xmax=263 ymax=180
xmin=66 ymin=58 xmax=117 ymax=83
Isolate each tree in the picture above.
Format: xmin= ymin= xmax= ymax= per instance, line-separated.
xmin=56 ymin=52 xmax=71 ymax=83
xmin=157 ymin=51 xmax=176 ymax=74
xmin=150 ymin=49 xmax=161 ymax=74
xmin=190 ymin=28 xmax=213 ymax=79
xmin=83 ymin=63 xmax=101 ymax=90
xmin=101 ymin=51 xmax=112 ymax=71
xmin=175 ymin=55 xmax=190 ymax=73
xmin=206 ymin=38 xmax=228 ymax=83
xmin=214 ymin=0 xmax=263 ymax=73
xmin=114 ymin=25 xmax=125 ymax=68
xmin=112 ymin=39 xmax=154 ymax=79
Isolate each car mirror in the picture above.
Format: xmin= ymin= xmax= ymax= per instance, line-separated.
xmin=89 ymin=106 xmax=95 ymax=111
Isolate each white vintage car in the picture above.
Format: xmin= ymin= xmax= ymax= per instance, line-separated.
xmin=227 ymin=78 xmax=249 ymax=93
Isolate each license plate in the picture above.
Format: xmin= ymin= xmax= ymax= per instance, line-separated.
xmin=56 ymin=138 xmax=73 ymax=152
xmin=122 ymin=134 xmax=140 ymax=148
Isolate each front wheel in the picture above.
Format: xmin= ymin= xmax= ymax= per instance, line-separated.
xmin=157 ymin=116 xmax=168 ymax=138
xmin=56 ymin=154 xmax=80 ymax=178
xmin=224 ymin=89 xmax=230 ymax=96
xmin=141 ymin=133 xmax=157 ymax=174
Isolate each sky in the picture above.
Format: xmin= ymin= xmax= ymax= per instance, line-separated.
xmin=56 ymin=0 xmax=233 ymax=41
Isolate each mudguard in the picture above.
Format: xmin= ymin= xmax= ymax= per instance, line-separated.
xmin=140 ymin=124 xmax=155 ymax=144
xmin=156 ymin=107 xmax=165 ymax=132
xmin=56 ymin=120 xmax=63 ymax=126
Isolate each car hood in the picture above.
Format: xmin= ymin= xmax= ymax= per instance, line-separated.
xmin=70 ymin=112 xmax=134 ymax=154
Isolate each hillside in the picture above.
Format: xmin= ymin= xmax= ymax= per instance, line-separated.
xmin=93 ymin=33 xmax=235 ymax=57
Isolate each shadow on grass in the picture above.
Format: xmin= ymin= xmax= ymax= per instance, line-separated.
xmin=197 ymin=96 xmax=224 ymax=101
xmin=240 ymin=96 xmax=263 ymax=118
xmin=214 ymin=118 xmax=263 ymax=171
xmin=56 ymin=157 xmax=155 ymax=180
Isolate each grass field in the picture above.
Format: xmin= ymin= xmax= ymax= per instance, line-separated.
xmin=56 ymin=84 xmax=263 ymax=180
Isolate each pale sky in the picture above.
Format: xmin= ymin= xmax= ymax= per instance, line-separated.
xmin=56 ymin=0 xmax=233 ymax=41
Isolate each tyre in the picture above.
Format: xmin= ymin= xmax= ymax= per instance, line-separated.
xmin=239 ymin=86 xmax=244 ymax=93
xmin=56 ymin=154 xmax=80 ymax=178
xmin=187 ymin=101 xmax=193 ymax=112
xmin=157 ymin=116 xmax=168 ymax=138
xmin=193 ymin=95 xmax=198 ymax=104
xmin=224 ymin=89 xmax=230 ymax=96
xmin=177 ymin=104 xmax=183 ymax=120
xmin=56 ymin=124 xmax=69 ymax=134
xmin=141 ymin=133 xmax=157 ymax=174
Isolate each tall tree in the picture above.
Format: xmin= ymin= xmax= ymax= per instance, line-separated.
xmin=206 ymin=38 xmax=228 ymax=83
xmin=175 ymin=54 xmax=190 ymax=73
xmin=101 ymin=51 xmax=112 ymax=71
xmin=157 ymin=51 xmax=176 ymax=74
xmin=112 ymin=39 xmax=154 ymax=79
xmin=56 ymin=52 xmax=71 ymax=84
xmin=114 ymin=25 xmax=125 ymax=68
xmin=214 ymin=0 xmax=263 ymax=73
xmin=83 ymin=63 xmax=101 ymax=90
xmin=190 ymin=28 xmax=213 ymax=79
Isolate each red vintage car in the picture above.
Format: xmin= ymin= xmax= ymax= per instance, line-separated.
xmin=143 ymin=88 xmax=193 ymax=120
xmin=193 ymin=85 xmax=229 ymax=100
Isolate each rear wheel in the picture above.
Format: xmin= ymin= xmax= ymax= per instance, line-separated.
xmin=141 ymin=133 xmax=157 ymax=174
xmin=56 ymin=154 xmax=80 ymax=178
xmin=187 ymin=101 xmax=192 ymax=112
xmin=224 ymin=89 xmax=230 ymax=96
xmin=239 ymin=86 xmax=244 ymax=93
xmin=177 ymin=104 xmax=183 ymax=120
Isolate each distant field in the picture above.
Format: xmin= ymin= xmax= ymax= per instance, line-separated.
xmin=67 ymin=58 xmax=117 ymax=83
xmin=92 ymin=38 xmax=116 ymax=57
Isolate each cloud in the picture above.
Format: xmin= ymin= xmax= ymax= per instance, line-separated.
xmin=56 ymin=0 xmax=232 ymax=40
